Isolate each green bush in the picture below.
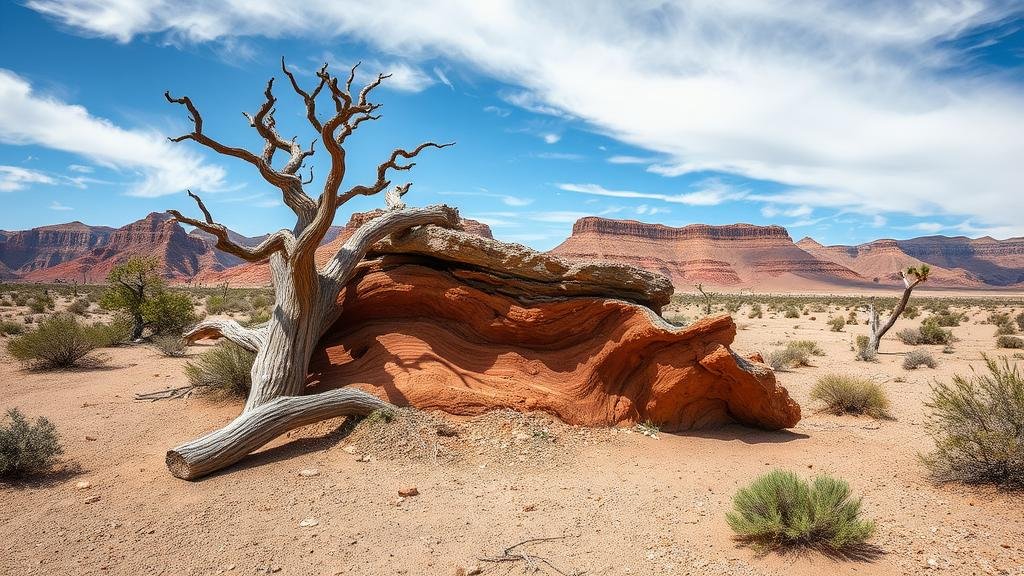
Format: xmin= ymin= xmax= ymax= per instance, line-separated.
xmin=922 ymin=356 xmax=1024 ymax=487
xmin=0 ymin=408 xmax=63 ymax=479
xmin=855 ymin=335 xmax=877 ymax=362
xmin=67 ymin=298 xmax=90 ymax=316
xmin=788 ymin=340 xmax=824 ymax=357
xmin=828 ymin=316 xmax=845 ymax=332
xmin=996 ymin=335 xmax=1024 ymax=349
xmin=0 ymin=320 xmax=24 ymax=336
xmin=918 ymin=320 xmax=954 ymax=345
xmin=767 ymin=347 xmax=808 ymax=371
xmin=895 ymin=327 xmax=920 ymax=345
xmin=783 ymin=306 xmax=800 ymax=319
xmin=6 ymin=314 xmax=103 ymax=369
xmin=726 ymin=470 xmax=875 ymax=551
xmin=87 ymin=313 xmax=134 ymax=348
xmin=810 ymin=374 xmax=890 ymax=418
xmin=244 ymin=307 xmax=271 ymax=327
xmin=28 ymin=299 xmax=46 ymax=314
xmin=141 ymin=290 xmax=196 ymax=336
xmin=184 ymin=342 xmax=255 ymax=397
xmin=903 ymin=305 xmax=920 ymax=319
xmin=1016 ymin=312 xmax=1024 ymax=332
xmin=903 ymin=349 xmax=937 ymax=370
xmin=152 ymin=334 xmax=187 ymax=357
xmin=995 ymin=322 xmax=1017 ymax=336
xmin=928 ymin=310 xmax=963 ymax=327
xmin=748 ymin=303 xmax=763 ymax=319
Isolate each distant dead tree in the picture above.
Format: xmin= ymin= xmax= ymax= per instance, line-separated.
xmin=864 ymin=265 xmax=930 ymax=351
xmin=694 ymin=283 xmax=716 ymax=315
xmin=162 ymin=58 xmax=458 ymax=479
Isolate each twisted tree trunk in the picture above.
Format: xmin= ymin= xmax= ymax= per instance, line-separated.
xmin=164 ymin=58 xmax=459 ymax=479
xmin=865 ymin=268 xmax=928 ymax=352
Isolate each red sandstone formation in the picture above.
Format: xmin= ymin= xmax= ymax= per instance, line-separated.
xmin=304 ymin=227 xmax=800 ymax=431
xmin=550 ymin=217 xmax=864 ymax=289
xmin=0 ymin=221 xmax=114 ymax=276
xmin=22 ymin=213 xmax=236 ymax=283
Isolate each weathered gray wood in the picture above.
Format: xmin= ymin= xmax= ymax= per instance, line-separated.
xmin=166 ymin=388 xmax=391 ymax=480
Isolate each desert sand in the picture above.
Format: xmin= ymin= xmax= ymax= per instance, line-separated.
xmin=2 ymin=295 xmax=1024 ymax=576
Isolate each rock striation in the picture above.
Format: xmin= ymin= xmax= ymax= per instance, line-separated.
xmin=0 ymin=221 xmax=114 ymax=275
xmin=306 ymin=228 xmax=801 ymax=431
xmin=551 ymin=217 xmax=863 ymax=288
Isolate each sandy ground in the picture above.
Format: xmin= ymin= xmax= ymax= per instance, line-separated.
xmin=2 ymin=298 xmax=1024 ymax=576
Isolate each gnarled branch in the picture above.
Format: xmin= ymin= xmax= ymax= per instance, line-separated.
xmin=168 ymin=190 xmax=293 ymax=262
xmin=339 ymin=142 xmax=454 ymax=204
xmin=184 ymin=318 xmax=268 ymax=352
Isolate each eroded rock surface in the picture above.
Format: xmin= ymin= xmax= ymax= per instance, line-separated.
xmin=309 ymin=228 xmax=800 ymax=431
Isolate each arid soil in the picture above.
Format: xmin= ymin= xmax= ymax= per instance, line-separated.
xmin=2 ymin=297 xmax=1023 ymax=576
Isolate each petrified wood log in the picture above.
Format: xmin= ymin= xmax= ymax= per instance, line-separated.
xmin=309 ymin=252 xmax=800 ymax=431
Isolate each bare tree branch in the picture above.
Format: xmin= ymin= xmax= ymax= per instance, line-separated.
xmin=184 ymin=318 xmax=267 ymax=352
xmin=168 ymin=191 xmax=293 ymax=262
xmin=339 ymin=142 xmax=454 ymax=205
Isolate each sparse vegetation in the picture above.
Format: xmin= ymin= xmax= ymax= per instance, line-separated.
xmin=184 ymin=341 xmax=256 ymax=397
xmin=922 ymin=356 xmax=1024 ymax=487
xmin=0 ymin=320 xmax=24 ymax=336
xmin=854 ymin=335 xmax=877 ymax=362
xmin=67 ymin=298 xmax=90 ymax=316
xmin=747 ymin=303 xmax=763 ymax=319
xmin=903 ymin=349 xmax=936 ymax=370
xmin=996 ymin=335 xmax=1024 ymax=349
xmin=6 ymin=314 xmax=105 ymax=369
xmin=810 ymin=374 xmax=890 ymax=418
xmin=141 ymin=290 xmax=196 ymax=336
xmin=726 ymin=470 xmax=875 ymax=551
xmin=828 ymin=316 xmax=845 ymax=332
xmin=0 ymin=408 xmax=63 ymax=479
xmin=895 ymin=327 xmax=921 ymax=345
xmin=783 ymin=305 xmax=800 ymax=318
xmin=153 ymin=334 xmax=187 ymax=357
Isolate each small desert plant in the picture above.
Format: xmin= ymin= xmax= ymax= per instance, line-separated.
xmin=918 ymin=320 xmax=954 ymax=345
xmin=921 ymin=356 xmax=1024 ymax=487
xmin=810 ymin=374 xmax=890 ymax=418
xmin=767 ymin=347 xmax=809 ymax=371
xmin=854 ymin=335 xmax=877 ymax=362
xmin=748 ymin=303 xmax=763 ymax=319
xmin=788 ymin=340 xmax=824 ymax=357
xmin=67 ymin=298 xmax=90 ymax=316
xmin=141 ymin=290 xmax=196 ymax=336
xmin=895 ymin=327 xmax=921 ymax=345
xmin=928 ymin=310 xmax=963 ymax=327
xmin=995 ymin=321 xmax=1018 ymax=336
xmin=828 ymin=316 xmax=845 ymax=332
xmin=996 ymin=335 xmax=1024 ymax=349
xmin=903 ymin=349 xmax=936 ymax=370
xmin=665 ymin=314 xmax=689 ymax=327
xmin=635 ymin=420 xmax=660 ymax=438
xmin=244 ymin=307 xmax=271 ymax=327
xmin=0 ymin=408 xmax=63 ymax=479
xmin=0 ymin=320 xmax=24 ymax=336
xmin=87 ymin=313 xmax=134 ymax=348
xmin=152 ymin=334 xmax=187 ymax=357
xmin=184 ymin=341 xmax=255 ymax=397
xmin=6 ymin=314 xmax=103 ymax=369
xmin=28 ymin=299 xmax=46 ymax=314
xmin=846 ymin=310 xmax=857 ymax=323
xmin=903 ymin=305 xmax=920 ymax=319
xmin=726 ymin=470 xmax=875 ymax=551
xmin=783 ymin=306 xmax=800 ymax=319
xmin=1016 ymin=312 xmax=1024 ymax=332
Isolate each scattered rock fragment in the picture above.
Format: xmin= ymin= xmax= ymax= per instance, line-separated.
xmin=75 ymin=481 xmax=91 ymax=490
xmin=83 ymin=495 xmax=100 ymax=504
xmin=298 ymin=468 xmax=320 ymax=477
xmin=398 ymin=486 xmax=419 ymax=497
xmin=299 ymin=517 xmax=319 ymax=527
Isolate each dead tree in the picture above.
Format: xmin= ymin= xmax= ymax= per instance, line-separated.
xmin=162 ymin=58 xmax=459 ymax=480
xmin=865 ymin=265 xmax=930 ymax=351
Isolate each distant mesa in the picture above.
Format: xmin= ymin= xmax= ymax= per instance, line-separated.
xmin=1 ymin=211 xmax=1020 ymax=290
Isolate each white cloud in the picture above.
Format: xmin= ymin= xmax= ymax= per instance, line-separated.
xmin=532 ymin=151 xmax=584 ymax=161
xmin=483 ymin=105 xmax=510 ymax=117
xmin=49 ymin=200 xmax=73 ymax=211
xmin=433 ymin=66 xmax=454 ymax=89
xmin=24 ymin=1 xmax=1024 ymax=235
xmin=0 ymin=165 xmax=55 ymax=192
xmin=871 ymin=214 xmax=887 ymax=227
xmin=607 ymin=155 xmax=657 ymax=165
xmin=0 ymin=69 xmax=227 ymax=197
xmin=558 ymin=180 xmax=746 ymax=206
xmin=541 ymin=133 xmax=560 ymax=144
xmin=635 ymin=204 xmax=669 ymax=216
xmin=67 ymin=163 xmax=93 ymax=173
xmin=761 ymin=204 xmax=812 ymax=218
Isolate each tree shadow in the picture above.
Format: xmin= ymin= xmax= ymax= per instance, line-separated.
xmin=0 ymin=461 xmax=84 ymax=489
xmin=683 ymin=424 xmax=809 ymax=444
xmin=739 ymin=539 xmax=887 ymax=563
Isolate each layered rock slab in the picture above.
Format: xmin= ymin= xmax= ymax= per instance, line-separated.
xmin=308 ymin=228 xmax=799 ymax=431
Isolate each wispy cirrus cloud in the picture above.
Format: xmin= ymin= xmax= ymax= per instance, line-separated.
xmin=0 ymin=69 xmax=227 ymax=197
xmin=0 ymin=165 xmax=55 ymax=192
xmin=23 ymin=0 xmax=1024 ymax=235
xmin=439 ymin=189 xmax=534 ymax=207
xmin=558 ymin=179 xmax=746 ymax=206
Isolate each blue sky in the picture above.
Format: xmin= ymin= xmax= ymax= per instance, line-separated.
xmin=1 ymin=2 xmax=1022 ymax=250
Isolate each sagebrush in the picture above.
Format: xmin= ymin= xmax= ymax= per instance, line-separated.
xmin=184 ymin=341 xmax=255 ymax=397
xmin=0 ymin=408 xmax=63 ymax=479
xmin=810 ymin=374 xmax=890 ymax=418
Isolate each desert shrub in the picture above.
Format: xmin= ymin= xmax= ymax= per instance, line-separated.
xmin=846 ymin=310 xmax=857 ymax=323
xmin=184 ymin=341 xmax=255 ymax=397
xmin=726 ymin=301 xmax=742 ymax=314
xmin=67 ymin=298 xmax=90 ymax=316
xmin=783 ymin=306 xmax=800 ymax=319
xmin=28 ymin=299 xmax=46 ymax=314
xmin=854 ymin=335 xmax=876 ymax=362
xmin=767 ymin=347 xmax=809 ymax=371
xmin=790 ymin=340 xmax=824 ymax=356
xmin=152 ymin=334 xmax=187 ymax=357
xmin=6 ymin=314 xmax=102 ymax=369
xmin=205 ymin=293 xmax=251 ymax=315
xmin=244 ymin=307 xmax=271 ymax=327
xmin=141 ymin=290 xmax=196 ymax=336
xmin=249 ymin=293 xmax=273 ymax=310
xmin=903 ymin=305 xmax=920 ymax=319
xmin=828 ymin=316 xmax=845 ymax=332
xmin=12 ymin=293 xmax=28 ymax=306
xmin=810 ymin=374 xmax=890 ymax=418
xmin=995 ymin=321 xmax=1017 ymax=336
xmin=0 ymin=320 xmax=24 ymax=336
xmin=0 ymin=408 xmax=63 ymax=479
xmin=922 ymin=356 xmax=1024 ymax=487
xmin=996 ymin=335 xmax=1024 ymax=349
xmin=1016 ymin=312 xmax=1024 ymax=332
xmin=929 ymin=310 xmax=963 ymax=327
xmin=87 ymin=313 xmax=134 ymax=347
xmin=918 ymin=320 xmax=954 ymax=345
xmin=903 ymin=349 xmax=937 ymax=370
xmin=726 ymin=470 xmax=875 ymax=551
xmin=895 ymin=327 xmax=921 ymax=345
xmin=748 ymin=303 xmax=763 ymax=319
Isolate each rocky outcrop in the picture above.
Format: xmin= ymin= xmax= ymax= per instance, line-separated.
xmin=197 ymin=211 xmax=495 ymax=287
xmin=308 ymin=239 xmax=800 ymax=430
xmin=551 ymin=217 xmax=863 ymax=289
xmin=22 ymin=213 xmax=236 ymax=283
xmin=0 ymin=221 xmax=114 ymax=276
xmin=896 ymin=236 xmax=1024 ymax=287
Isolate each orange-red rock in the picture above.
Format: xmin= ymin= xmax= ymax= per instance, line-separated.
xmin=309 ymin=257 xmax=800 ymax=431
